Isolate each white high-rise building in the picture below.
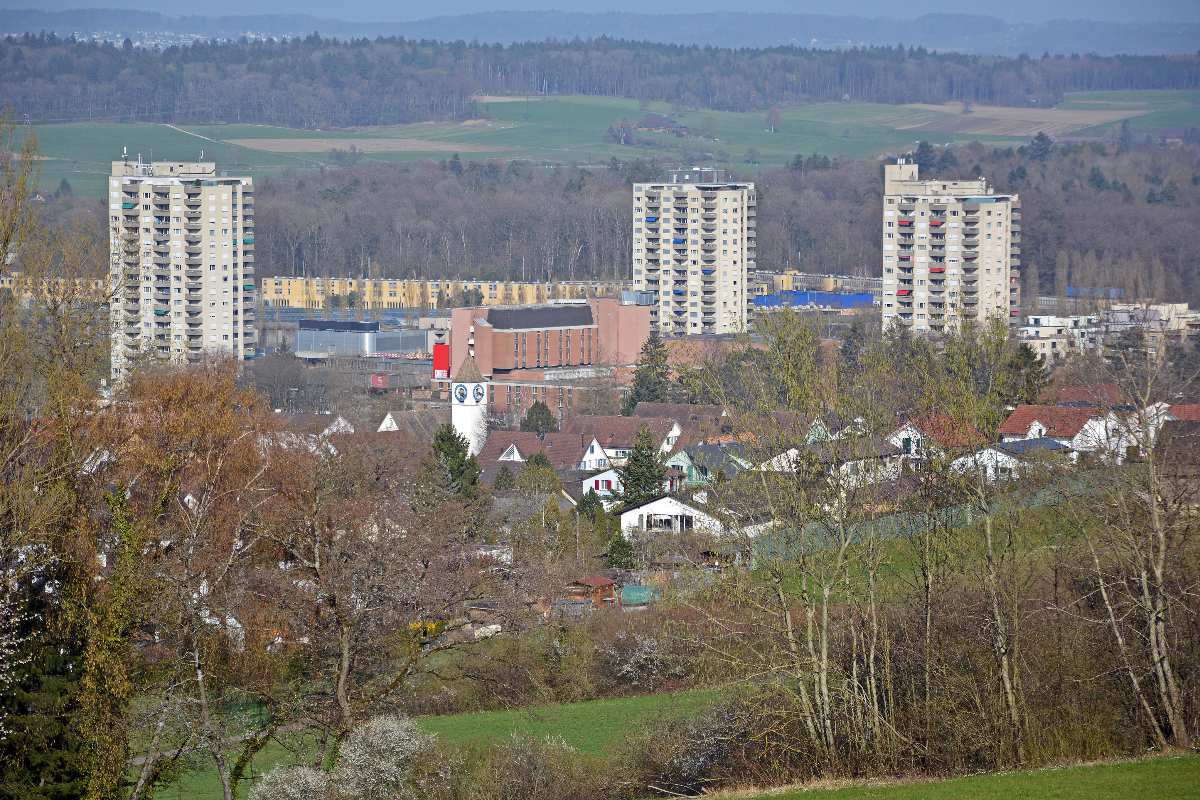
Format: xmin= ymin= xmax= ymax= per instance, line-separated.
xmin=881 ymin=160 xmax=1021 ymax=334
xmin=108 ymin=160 xmax=256 ymax=380
xmin=632 ymin=170 xmax=755 ymax=336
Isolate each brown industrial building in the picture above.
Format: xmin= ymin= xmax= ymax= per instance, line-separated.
xmin=444 ymin=298 xmax=651 ymax=422
xmin=450 ymin=298 xmax=649 ymax=378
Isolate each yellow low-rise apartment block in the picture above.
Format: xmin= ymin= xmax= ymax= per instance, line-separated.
xmin=260 ymin=277 xmax=631 ymax=310
xmin=0 ymin=270 xmax=109 ymax=303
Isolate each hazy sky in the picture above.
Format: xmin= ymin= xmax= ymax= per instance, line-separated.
xmin=17 ymin=0 xmax=1200 ymax=23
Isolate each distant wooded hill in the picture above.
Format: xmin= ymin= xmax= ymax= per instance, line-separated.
xmin=1 ymin=8 xmax=1200 ymax=56
xmin=2 ymin=33 xmax=1199 ymax=128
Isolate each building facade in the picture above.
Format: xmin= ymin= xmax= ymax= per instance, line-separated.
xmin=449 ymin=298 xmax=649 ymax=379
xmin=753 ymin=270 xmax=883 ymax=299
xmin=632 ymin=171 xmax=756 ymax=336
xmin=441 ymin=297 xmax=650 ymax=422
xmin=881 ymin=161 xmax=1020 ymax=333
xmin=260 ymin=276 xmax=629 ymax=311
xmin=108 ymin=161 xmax=255 ymax=379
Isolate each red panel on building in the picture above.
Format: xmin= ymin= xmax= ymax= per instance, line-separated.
xmin=370 ymin=373 xmax=390 ymax=389
xmin=432 ymin=343 xmax=450 ymax=379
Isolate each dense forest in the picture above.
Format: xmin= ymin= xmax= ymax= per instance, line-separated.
xmin=6 ymin=9 xmax=1200 ymax=56
xmin=48 ymin=136 xmax=1200 ymax=304
xmin=3 ymin=33 xmax=1200 ymax=127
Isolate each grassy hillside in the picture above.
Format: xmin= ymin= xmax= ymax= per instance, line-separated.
xmin=737 ymin=755 xmax=1200 ymax=800
xmin=25 ymin=90 xmax=1199 ymax=197
xmin=165 ymin=689 xmax=715 ymax=799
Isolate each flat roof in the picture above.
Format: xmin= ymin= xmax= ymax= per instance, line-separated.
xmin=298 ymin=319 xmax=379 ymax=332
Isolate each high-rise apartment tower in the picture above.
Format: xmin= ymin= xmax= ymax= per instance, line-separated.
xmin=881 ymin=160 xmax=1020 ymax=333
xmin=108 ymin=161 xmax=256 ymax=379
xmin=632 ymin=170 xmax=755 ymax=336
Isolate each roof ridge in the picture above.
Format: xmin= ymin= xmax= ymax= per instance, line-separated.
xmin=452 ymin=354 xmax=484 ymax=383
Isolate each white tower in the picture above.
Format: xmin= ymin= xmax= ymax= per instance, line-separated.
xmin=450 ymin=354 xmax=487 ymax=456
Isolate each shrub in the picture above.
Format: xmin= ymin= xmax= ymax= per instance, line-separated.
xmin=334 ymin=715 xmax=435 ymax=800
xmin=249 ymin=766 xmax=330 ymax=800
xmin=618 ymin=704 xmax=738 ymax=797
xmin=596 ymin=631 xmax=684 ymax=691
xmin=467 ymin=734 xmax=609 ymax=800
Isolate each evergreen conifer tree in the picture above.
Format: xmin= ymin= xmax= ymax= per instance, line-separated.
xmin=493 ymin=464 xmax=515 ymax=490
xmin=840 ymin=319 xmax=866 ymax=373
xmin=604 ymin=530 xmax=635 ymax=570
xmin=519 ymin=401 xmax=557 ymax=434
xmin=576 ymin=489 xmax=605 ymax=522
xmin=617 ymin=427 xmax=666 ymax=510
xmin=516 ymin=452 xmax=560 ymax=493
xmin=431 ymin=424 xmax=480 ymax=496
xmin=0 ymin=577 xmax=88 ymax=799
xmin=622 ymin=333 xmax=670 ymax=415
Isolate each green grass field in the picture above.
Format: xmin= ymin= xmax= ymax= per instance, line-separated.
xmin=737 ymin=755 xmax=1200 ymax=800
xmin=24 ymin=89 xmax=1200 ymax=197
xmin=158 ymin=689 xmax=715 ymax=799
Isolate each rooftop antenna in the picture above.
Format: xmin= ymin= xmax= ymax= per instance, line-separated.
xmin=200 ymin=149 xmax=205 ymax=161
xmin=122 ymin=145 xmax=128 ymax=164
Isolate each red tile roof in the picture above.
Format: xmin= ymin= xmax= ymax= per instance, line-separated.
xmin=571 ymin=576 xmax=616 ymax=588
xmin=1040 ymin=383 xmax=1125 ymax=407
xmin=998 ymin=405 xmax=1100 ymax=438
xmin=562 ymin=415 xmax=675 ymax=450
xmin=476 ymin=431 xmax=587 ymax=472
xmin=908 ymin=414 xmax=987 ymax=450
xmin=634 ymin=402 xmax=725 ymax=421
xmin=1169 ymin=404 xmax=1200 ymax=422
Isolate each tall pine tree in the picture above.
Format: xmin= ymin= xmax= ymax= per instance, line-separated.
xmin=431 ymin=424 xmax=481 ymax=496
xmin=622 ymin=332 xmax=669 ymax=415
xmin=519 ymin=401 xmax=557 ymax=435
xmin=0 ymin=573 xmax=88 ymax=800
xmin=617 ymin=427 xmax=667 ymax=510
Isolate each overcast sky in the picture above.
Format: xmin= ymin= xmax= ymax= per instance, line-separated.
xmin=15 ymin=0 xmax=1200 ymax=23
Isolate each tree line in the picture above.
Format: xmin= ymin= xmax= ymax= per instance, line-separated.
xmin=3 ymin=33 xmax=1200 ymax=126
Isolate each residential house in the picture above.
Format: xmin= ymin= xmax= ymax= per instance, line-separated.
xmin=619 ymin=495 xmax=728 ymax=537
xmin=376 ymin=408 xmax=449 ymax=437
xmin=475 ymin=430 xmax=588 ymax=484
xmin=951 ymin=437 xmax=1074 ymax=482
xmin=1167 ymin=403 xmax=1200 ymax=422
xmin=1156 ymin=419 xmax=1200 ymax=481
xmin=619 ymin=494 xmax=775 ymax=538
xmin=888 ymin=416 xmax=986 ymax=460
xmin=758 ymin=437 xmax=904 ymax=489
xmin=686 ymin=442 xmax=751 ymax=484
xmin=663 ymin=448 xmax=696 ymax=483
xmin=580 ymin=466 xmax=685 ymax=508
xmin=998 ymin=404 xmax=1130 ymax=463
xmin=563 ymin=415 xmax=679 ymax=467
xmin=634 ymin=402 xmax=729 ymax=441
xmin=1040 ymin=382 xmax=1125 ymax=408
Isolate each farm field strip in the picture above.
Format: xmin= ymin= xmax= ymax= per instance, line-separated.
xmin=23 ymin=90 xmax=1200 ymax=194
